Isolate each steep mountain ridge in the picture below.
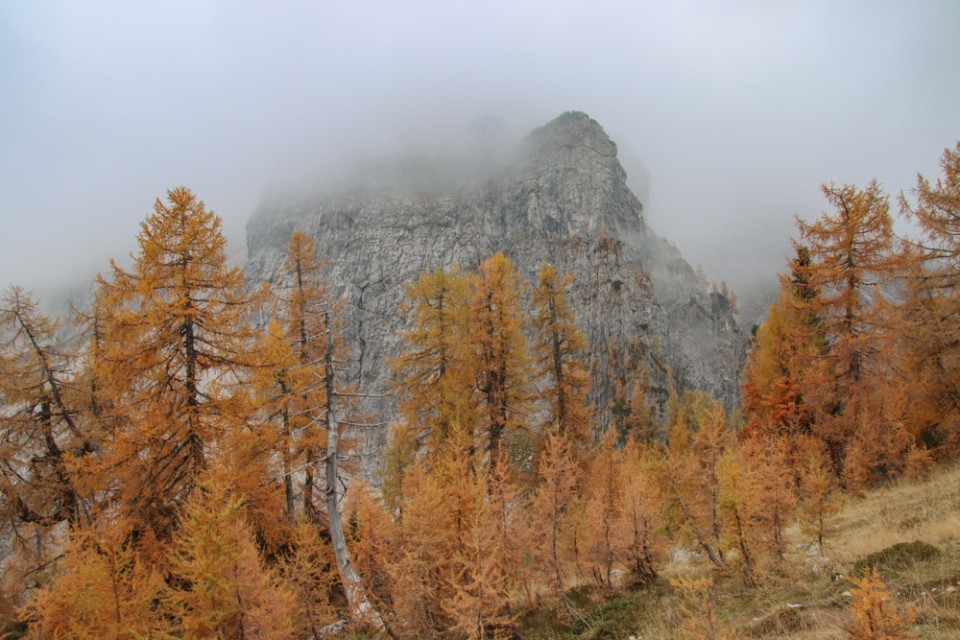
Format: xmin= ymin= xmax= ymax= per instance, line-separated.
xmin=245 ymin=111 xmax=746 ymax=440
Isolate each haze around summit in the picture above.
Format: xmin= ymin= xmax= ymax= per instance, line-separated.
xmin=1 ymin=1 xmax=959 ymax=299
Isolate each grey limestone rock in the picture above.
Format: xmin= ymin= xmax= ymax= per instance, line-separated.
xmin=244 ymin=111 xmax=747 ymax=451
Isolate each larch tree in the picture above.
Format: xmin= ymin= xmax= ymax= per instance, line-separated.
xmin=0 ymin=287 xmax=87 ymax=532
xmin=580 ymin=430 xmax=623 ymax=591
xmin=255 ymin=231 xmax=331 ymax=521
xmin=741 ymin=248 xmax=822 ymax=444
xmin=614 ymin=440 xmax=661 ymax=588
xmin=165 ymin=477 xmax=297 ymax=640
xmin=531 ymin=263 xmax=592 ymax=446
xmin=391 ymin=264 xmax=476 ymax=446
xmin=670 ymin=576 xmax=739 ymax=640
xmin=448 ymin=457 xmax=527 ymax=640
xmin=898 ymin=141 xmax=960 ymax=456
xmin=93 ymin=187 xmax=253 ymax=539
xmin=654 ymin=403 xmax=730 ymax=570
xmin=847 ymin=566 xmax=915 ymax=640
xmin=529 ymin=431 xmax=581 ymax=604
xmin=797 ymin=443 xmax=844 ymax=552
xmin=278 ymin=521 xmax=341 ymax=639
xmin=22 ymin=524 xmax=166 ymax=640
xmin=471 ymin=252 xmax=534 ymax=460
xmin=795 ymin=182 xmax=904 ymax=470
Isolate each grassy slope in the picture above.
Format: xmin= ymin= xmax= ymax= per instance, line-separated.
xmin=516 ymin=462 xmax=960 ymax=639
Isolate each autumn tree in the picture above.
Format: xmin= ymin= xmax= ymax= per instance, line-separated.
xmin=671 ymin=575 xmax=739 ymax=640
xmin=579 ymin=431 xmax=622 ymax=591
xmin=0 ymin=287 xmax=87 ymax=534
xmin=898 ymin=141 xmax=960 ymax=456
xmin=614 ymin=440 xmax=661 ymax=588
xmin=165 ymin=477 xmax=296 ymax=640
xmin=847 ymin=566 xmax=915 ymax=640
xmin=471 ymin=252 xmax=534 ymax=460
xmin=93 ymin=187 xmax=253 ymax=538
xmin=531 ymin=263 xmax=591 ymax=445
xmin=655 ymin=403 xmax=730 ymax=570
xmin=392 ymin=264 xmax=476 ymax=446
xmin=528 ymin=431 xmax=581 ymax=604
xmin=278 ymin=521 xmax=341 ymax=639
xmin=740 ymin=247 xmax=822 ymax=444
xmin=716 ymin=447 xmax=762 ymax=584
xmin=796 ymin=442 xmax=844 ymax=551
xmin=254 ymin=231 xmax=331 ymax=520
xmin=448 ymin=458 xmax=527 ymax=639
xmin=388 ymin=446 xmax=475 ymax=636
xmin=794 ymin=182 xmax=904 ymax=470
xmin=22 ymin=524 xmax=166 ymax=640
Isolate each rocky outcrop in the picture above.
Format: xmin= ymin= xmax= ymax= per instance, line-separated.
xmin=245 ymin=111 xmax=747 ymax=444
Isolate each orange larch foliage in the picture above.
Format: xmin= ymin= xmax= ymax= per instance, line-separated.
xmin=23 ymin=524 xmax=166 ymax=640
xmin=529 ymin=431 xmax=581 ymax=600
xmin=278 ymin=520 xmax=341 ymax=639
xmin=794 ymin=182 xmax=904 ymax=470
xmin=0 ymin=286 xmax=87 ymax=530
xmin=448 ymin=458 xmax=527 ymax=639
xmin=847 ymin=566 xmax=915 ymax=640
xmin=898 ymin=142 xmax=960 ymax=457
xmin=471 ymin=252 xmax=534 ymax=459
xmin=671 ymin=575 xmax=740 ymax=640
xmin=165 ymin=476 xmax=297 ymax=640
xmin=580 ymin=430 xmax=623 ymax=591
xmin=655 ymin=403 xmax=730 ymax=570
xmin=531 ymin=263 xmax=592 ymax=446
xmin=346 ymin=481 xmax=398 ymax=623
xmin=254 ymin=232 xmax=332 ymax=521
xmin=93 ymin=187 xmax=254 ymax=539
xmin=391 ymin=264 xmax=476 ymax=446
xmin=797 ymin=441 xmax=844 ymax=551
xmin=614 ymin=441 xmax=661 ymax=587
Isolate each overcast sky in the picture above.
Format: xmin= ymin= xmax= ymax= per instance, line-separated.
xmin=2 ymin=1 xmax=959 ymax=300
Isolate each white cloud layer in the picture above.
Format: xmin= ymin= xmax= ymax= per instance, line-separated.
xmin=2 ymin=0 xmax=959 ymax=296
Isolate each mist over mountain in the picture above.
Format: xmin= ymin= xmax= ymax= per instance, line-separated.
xmin=246 ymin=112 xmax=748 ymax=442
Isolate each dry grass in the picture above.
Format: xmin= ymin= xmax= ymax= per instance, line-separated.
xmin=831 ymin=462 xmax=960 ymax=563
xmin=750 ymin=462 xmax=960 ymax=639
xmin=513 ymin=461 xmax=960 ymax=639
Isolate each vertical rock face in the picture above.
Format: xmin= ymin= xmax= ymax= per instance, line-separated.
xmin=245 ymin=111 xmax=746 ymax=445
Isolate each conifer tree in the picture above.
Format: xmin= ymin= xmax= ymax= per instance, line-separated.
xmin=165 ymin=477 xmax=296 ymax=640
xmin=797 ymin=443 xmax=844 ymax=551
xmin=531 ymin=263 xmax=591 ymax=445
xmin=94 ymin=187 xmax=253 ymax=538
xmin=255 ymin=232 xmax=331 ymax=521
xmin=671 ymin=576 xmax=739 ymax=640
xmin=471 ymin=252 xmax=534 ymax=459
xmin=278 ymin=521 xmax=340 ymax=639
xmin=614 ymin=440 xmax=661 ymax=587
xmin=580 ymin=430 xmax=623 ymax=590
xmin=23 ymin=525 xmax=166 ymax=640
xmin=655 ymin=403 xmax=729 ymax=569
xmin=898 ymin=142 xmax=960 ymax=456
xmin=847 ymin=566 xmax=915 ymax=640
xmin=0 ymin=286 xmax=87 ymax=531
xmin=716 ymin=446 xmax=762 ymax=584
xmin=529 ymin=431 xmax=581 ymax=601
xmin=347 ymin=481 xmax=398 ymax=621
xmin=794 ymin=182 xmax=903 ymax=469
xmin=392 ymin=264 xmax=476 ymax=445
xmin=448 ymin=458 xmax=526 ymax=639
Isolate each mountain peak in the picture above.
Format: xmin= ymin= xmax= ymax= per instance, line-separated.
xmin=529 ymin=111 xmax=618 ymax=158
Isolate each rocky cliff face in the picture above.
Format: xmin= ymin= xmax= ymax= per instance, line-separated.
xmin=245 ymin=112 xmax=746 ymax=444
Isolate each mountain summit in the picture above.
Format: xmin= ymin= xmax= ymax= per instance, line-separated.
xmin=245 ymin=111 xmax=746 ymax=436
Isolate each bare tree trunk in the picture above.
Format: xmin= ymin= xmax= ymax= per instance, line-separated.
xmin=323 ymin=312 xmax=385 ymax=630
